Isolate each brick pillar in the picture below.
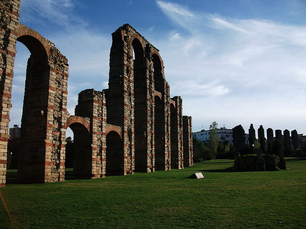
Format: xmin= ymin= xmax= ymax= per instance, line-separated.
xmin=108 ymin=25 xmax=135 ymax=175
xmin=0 ymin=0 xmax=20 ymax=186
xmin=183 ymin=116 xmax=193 ymax=167
xmin=75 ymin=89 xmax=106 ymax=178
xmin=171 ymin=96 xmax=184 ymax=169
xmin=134 ymin=42 xmax=154 ymax=173
xmin=153 ymin=63 xmax=171 ymax=171
xmin=17 ymin=40 xmax=68 ymax=183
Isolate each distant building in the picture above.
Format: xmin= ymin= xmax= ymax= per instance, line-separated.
xmin=9 ymin=125 xmax=21 ymax=139
xmin=193 ymin=127 xmax=249 ymax=145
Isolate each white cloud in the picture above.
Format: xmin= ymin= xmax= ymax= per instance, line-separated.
xmin=156 ymin=0 xmax=195 ymax=30
xmin=12 ymin=0 xmax=306 ymax=135
xmin=155 ymin=1 xmax=306 ymax=133
xmin=21 ymin=0 xmax=86 ymax=29
xmin=172 ymin=80 xmax=231 ymax=97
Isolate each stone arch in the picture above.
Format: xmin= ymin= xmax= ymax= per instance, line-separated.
xmin=154 ymin=90 xmax=162 ymax=101
xmin=170 ymin=99 xmax=176 ymax=108
xmin=64 ymin=116 xmax=90 ymax=133
xmin=106 ymin=124 xmax=122 ymax=139
xmin=1 ymin=23 xmax=69 ymax=184
xmin=106 ymin=131 xmax=124 ymax=176
xmin=15 ymin=25 xmax=50 ymax=60
xmin=131 ymin=37 xmax=145 ymax=88
xmin=151 ymin=52 xmax=164 ymax=92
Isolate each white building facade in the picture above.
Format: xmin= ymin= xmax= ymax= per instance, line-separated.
xmin=193 ymin=128 xmax=249 ymax=145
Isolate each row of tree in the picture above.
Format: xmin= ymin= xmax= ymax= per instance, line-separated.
xmin=193 ymin=122 xmax=306 ymax=162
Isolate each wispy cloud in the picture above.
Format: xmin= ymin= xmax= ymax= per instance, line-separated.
xmin=21 ymin=0 xmax=86 ymax=29
xmin=16 ymin=1 xmax=111 ymax=120
xmin=156 ymin=0 xmax=195 ymax=30
xmin=155 ymin=1 xmax=306 ymax=132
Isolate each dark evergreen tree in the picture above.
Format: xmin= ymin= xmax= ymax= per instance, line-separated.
xmin=232 ymin=125 xmax=245 ymax=152
xmin=258 ymin=125 xmax=265 ymax=153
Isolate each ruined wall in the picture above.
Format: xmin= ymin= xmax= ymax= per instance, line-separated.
xmin=73 ymin=89 xmax=107 ymax=178
xmin=108 ymin=24 xmax=173 ymax=174
xmin=0 ymin=1 xmax=193 ymax=185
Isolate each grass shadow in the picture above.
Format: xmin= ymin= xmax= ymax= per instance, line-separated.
xmin=200 ymin=166 xmax=236 ymax=173
xmin=65 ymin=168 xmax=74 ymax=180
xmin=285 ymin=157 xmax=306 ymax=162
xmin=6 ymin=169 xmax=19 ymax=184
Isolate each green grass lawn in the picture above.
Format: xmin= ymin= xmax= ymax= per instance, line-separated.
xmin=1 ymin=158 xmax=305 ymax=229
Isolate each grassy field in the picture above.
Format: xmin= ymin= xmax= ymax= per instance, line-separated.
xmin=0 ymin=158 xmax=305 ymax=229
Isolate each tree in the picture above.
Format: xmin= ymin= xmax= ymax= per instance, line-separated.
xmin=208 ymin=121 xmax=219 ymax=160
xmin=232 ymin=125 xmax=246 ymax=152
xmin=193 ymin=138 xmax=210 ymax=162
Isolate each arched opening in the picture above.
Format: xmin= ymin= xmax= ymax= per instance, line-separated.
xmin=132 ymin=38 xmax=144 ymax=88
xmin=154 ymin=95 xmax=165 ymax=170
xmin=106 ymin=131 xmax=124 ymax=175
xmin=152 ymin=54 xmax=163 ymax=92
xmin=7 ymin=33 xmax=50 ymax=183
xmin=16 ymin=34 xmax=50 ymax=183
xmin=68 ymin=123 xmax=92 ymax=179
xmin=171 ymin=104 xmax=179 ymax=169
xmin=64 ymin=130 xmax=74 ymax=179
xmin=132 ymin=39 xmax=147 ymax=172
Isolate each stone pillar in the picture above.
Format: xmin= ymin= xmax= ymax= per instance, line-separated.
xmin=133 ymin=42 xmax=154 ymax=173
xmin=164 ymin=84 xmax=171 ymax=171
xmin=108 ymin=25 xmax=140 ymax=175
xmin=170 ymin=96 xmax=184 ymax=169
xmin=183 ymin=116 xmax=193 ymax=167
xmin=75 ymin=89 xmax=106 ymax=178
xmin=0 ymin=0 xmax=21 ymax=186
xmin=17 ymin=35 xmax=68 ymax=183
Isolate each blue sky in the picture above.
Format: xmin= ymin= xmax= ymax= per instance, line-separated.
xmin=12 ymin=0 xmax=306 ymax=136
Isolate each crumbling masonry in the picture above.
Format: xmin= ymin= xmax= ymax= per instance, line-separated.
xmin=0 ymin=0 xmax=193 ymax=185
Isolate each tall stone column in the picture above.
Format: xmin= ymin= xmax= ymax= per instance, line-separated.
xmin=170 ymin=96 xmax=183 ymax=169
xmin=0 ymin=0 xmax=21 ymax=186
xmin=183 ymin=116 xmax=193 ymax=167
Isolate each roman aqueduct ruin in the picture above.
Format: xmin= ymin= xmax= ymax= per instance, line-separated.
xmin=0 ymin=0 xmax=193 ymax=185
